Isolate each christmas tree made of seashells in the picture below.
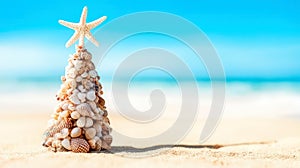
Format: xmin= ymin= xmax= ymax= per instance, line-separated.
xmin=43 ymin=6 xmax=112 ymax=153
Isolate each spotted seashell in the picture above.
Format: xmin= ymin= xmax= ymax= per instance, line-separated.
xmin=77 ymin=92 xmax=86 ymax=102
xmin=88 ymin=139 xmax=96 ymax=149
xmin=95 ymin=138 xmax=102 ymax=151
xmin=61 ymin=138 xmax=71 ymax=150
xmin=86 ymin=90 xmax=96 ymax=101
xmin=76 ymin=76 xmax=83 ymax=82
xmin=85 ymin=127 xmax=96 ymax=140
xmin=89 ymin=70 xmax=98 ymax=78
xmin=78 ymin=85 xmax=86 ymax=93
xmin=44 ymin=118 xmax=73 ymax=139
xmin=70 ymin=138 xmax=90 ymax=153
xmin=71 ymin=111 xmax=80 ymax=119
xmin=67 ymin=68 xmax=77 ymax=79
xmin=76 ymin=103 xmax=92 ymax=116
xmin=102 ymin=135 xmax=113 ymax=146
xmin=69 ymin=93 xmax=80 ymax=105
xmin=76 ymin=117 xmax=86 ymax=128
xmin=81 ymin=72 xmax=88 ymax=78
xmin=60 ymin=128 xmax=69 ymax=138
xmin=85 ymin=117 xmax=93 ymax=127
xmin=70 ymin=127 xmax=82 ymax=138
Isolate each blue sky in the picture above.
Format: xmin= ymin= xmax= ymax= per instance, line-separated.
xmin=0 ymin=0 xmax=299 ymax=81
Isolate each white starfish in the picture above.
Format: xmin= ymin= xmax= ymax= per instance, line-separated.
xmin=59 ymin=6 xmax=107 ymax=48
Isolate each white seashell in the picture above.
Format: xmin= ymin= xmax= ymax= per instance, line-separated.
xmin=88 ymin=139 xmax=96 ymax=149
xmin=85 ymin=117 xmax=93 ymax=127
xmin=65 ymin=64 xmax=73 ymax=72
xmin=73 ymin=89 xmax=79 ymax=94
xmin=68 ymin=104 xmax=76 ymax=111
xmin=76 ymin=76 xmax=83 ymax=82
xmin=69 ymin=93 xmax=80 ymax=105
xmin=82 ymin=51 xmax=92 ymax=60
xmin=60 ymin=128 xmax=69 ymax=138
xmin=76 ymin=103 xmax=92 ymax=116
xmin=67 ymin=68 xmax=77 ymax=79
xmin=85 ymin=127 xmax=96 ymax=140
xmin=61 ymin=102 xmax=69 ymax=110
xmin=77 ymin=92 xmax=86 ymax=102
xmin=95 ymin=138 xmax=102 ymax=151
xmin=61 ymin=139 xmax=71 ymax=150
xmin=86 ymin=90 xmax=96 ymax=101
xmin=87 ymin=62 xmax=95 ymax=70
xmin=70 ymin=127 xmax=82 ymax=137
xmin=85 ymin=81 xmax=94 ymax=90
xmin=81 ymin=72 xmax=88 ymax=78
xmin=89 ymin=70 xmax=98 ymax=78
xmin=54 ymin=133 xmax=63 ymax=139
xmin=92 ymin=113 xmax=101 ymax=120
xmin=76 ymin=117 xmax=86 ymax=128
xmin=96 ymin=131 xmax=102 ymax=138
xmin=73 ymin=60 xmax=83 ymax=71
xmin=93 ymin=122 xmax=102 ymax=133
xmin=78 ymin=85 xmax=86 ymax=93
xmin=60 ymin=110 xmax=69 ymax=118
xmin=71 ymin=111 xmax=81 ymax=119
xmin=88 ymin=101 xmax=97 ymax=113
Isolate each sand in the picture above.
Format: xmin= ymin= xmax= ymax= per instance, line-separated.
xmin=0 ymin=112 xmax=299 ymax=168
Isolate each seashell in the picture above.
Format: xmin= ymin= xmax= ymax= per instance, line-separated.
xmin=76 ymin=103 xmax=92 ymax=116
xmin=87 ymin=101 xmax=97 ymax=112
xmin=89 ymin=70 xmax=98 ymax=78
xmin=77 ymin=92 xmax=86 ymax=102
xmin=96 ymin=131 xmax=102 ymax=138
xmin=76 ymin=117 xmax=86 ymax=128
xmin=61 ymin=138 xmax=71 ymax=150
xmin=61 ymin=76 xmax=66 ymax=82
xmin=101 ymin=140 xmax=111 ymax=150
xmin=69 ymin=93 xmax=80 ymax=105
xmin=85 ymin=127 xmax=96 ymax=140
xmin=102 ymin=135 xmax=113 ymax=146
xmin=92 ymin=113 xmax=102 ymax=120
xmin=76 ymin=76 xmax=83 ymax=82
xmin=65 ymin=64 xmax=73 ymax=72
xmin=81 ymin=72 xmax=88 ymax=78
xmin=68 ymin=104 xmax=76 ymax=111
xmin=86 ymin=90 xmax=96 ymax=101
xmin=60 ymin=128 xmax=69 ymax=138
xmin=81 ymin=51 xmax=92 ymax=60
xmin=43 ymin=137 xmax=53 ymax=147
xmin=54 ymin=132 xmax=63 ymax=139
xmin=98 ymin=108 xmax=104 ymax=116
xmin=73 ymin=60 xmax=83 ymax=71
xmin=61 ymin=102 xmax=69 ymax=110
xmin=73 ymin=89 xmax=79 ymax=94
xmin=85 ymin=117 xmax=93 ymax=127
xmin=67 ymin=68 xmax=77 ymax=79
xmin=95 ymin=138 xmax=102 ymax=151
xmin=88 ymin=139 xmax=96 ymax=149
xmin=44 ymin=118 xmax=73 ymax=139
xmin=66 ymin=79 xmax=77 ymax=90
xmin=78 ymin=85 xmax=86 ymax=92
xmin=87 ymin=62 xmax=95 ymax=71
xmin=60 ymin=110 xmax=69 ymax=118
xmin=71 ymin=111 xmax=80 ymax=119
xmin=70 ymin=127 xmax=82 ymax=138
xmin=70 ymin=138 xmax=90 ymax=153
xmin=93 ymin=122 xmax=102 ymax=133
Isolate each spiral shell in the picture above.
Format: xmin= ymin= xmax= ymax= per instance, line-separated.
xmin=88 ymin=139 xmax=96 ymax=149
xmin=44 ymin=118 xmax=73 ymax=139
xmin=76 ymin=103 xmax=93 ymax=117
xmin=70 ymin=138 xmax=90 ymax=153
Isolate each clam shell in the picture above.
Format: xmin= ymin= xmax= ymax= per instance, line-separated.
xmin=70 ymin=138 xmax=90 ymax=153
xmin=60 ymin=128 xmax=69 ymax=138
xmin=85 ymin=127 xmax=96 ymax=140
xmin=70 ymin=111 xmax=80 ymax=119
xmin=70 ymin=127 xmax=82 ymax=138
xmin=76 ymin=117 xmax=86 ymax=128
xmin=76 ymin=103 xmax=92 ymax=116
xmin=85 ymin=117 xmax=93 ymax=127
xmin=89 ymin=70 xmax=98 ymax=78
xmin=44 ymin=118 xmax=73 ymax=139
xmin=86 ymin=90 xmax=96 ymax=101
xmin=61 ymin=138 xmax=71 ymax=150
xmin=61 ymin=102 xmax=69 ymax=110
xmin=69 ymin=93 xmax=80 ymax=105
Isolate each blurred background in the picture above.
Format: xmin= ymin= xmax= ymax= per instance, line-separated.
xmin=0 ymin=0 xmax=299 ymax=118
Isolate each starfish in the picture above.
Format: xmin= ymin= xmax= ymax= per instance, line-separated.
xmin=59 ymin=6 xmax=107 ymax=48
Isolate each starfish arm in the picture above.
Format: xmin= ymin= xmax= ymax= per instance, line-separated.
xmin=58 ymin=20 xmax=78 ymax=30
xmin=87 ymin=16 xmax=107 ymax=29
xmin=65 ymin=31 xmax=80 ymax=48
xmin=80 ymin=6 xmax=88 ymax=25
xmin=79 ymin=34 xmax=85 ymax=47
xmin=85 ymin=31 xmax=99 ymax=47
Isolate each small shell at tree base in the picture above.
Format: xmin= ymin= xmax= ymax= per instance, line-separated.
xmin=70 ymin=127 xmax=82 ymax=138
xmin=85 ymin=127 xmax=96 ymax=140
xmin=70 ymin=138 xmax=90 ymax=153
xmin=76 ymin=117 xmax=86 ymax=128
xmin=71 ymin=111 xmax=80 ymax=119
xmin=61 ymin=138 xmax=71 ymax=150
xmin=44 ymin=118 xmax=73 ymax=139
xmin=101 ymin=140 xmax=111 ymax=150
xmin=102 ymin=135 xmax=113 ymax=146
xmin=86 ymin=90 xmax=96 ymax=101
xmin=76 ymin=103 xmax=92 ymax=116
xmin=95 ymin=138 xmax=102 ymax=151
xmin=43 ymin=137 xmax=54 ymax=147
xmin=85 ymin=117 xmax=93 ymax=127
xmin=89 ymin=70 xmax=98 ymax=78
xmin=88 ymin=139 xmax=96 ymax=149
xmin=69 ymin=93 xmax=81 ymax=105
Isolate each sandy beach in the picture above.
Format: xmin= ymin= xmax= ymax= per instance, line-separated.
xmin=0 ymin=86 xmax=300 ymax=168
